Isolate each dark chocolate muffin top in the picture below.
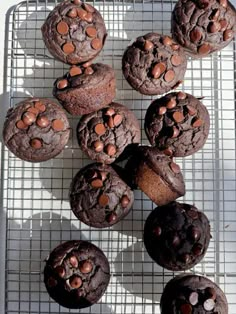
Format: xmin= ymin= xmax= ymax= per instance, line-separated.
xmin=122 ymin=32 xmax=187 ymax=95
xmin=144 ymin=92 xmax=210 ymax=157
xmin=160 ymin=274 xmax=228 ymax=313
xmin=77 ymin=102 xmax=141 ymax=164
xmin=144 ymin=202 xmax=211 ymax=271
xmin=44 ymin=240 xmax=110 ymax=309
xmin=2 ymin=98 xmax=70 ymax=162
xmin=70 ymin=163 xmax=134 ymax=228
xmin=171 ymin=0 xmax=236 ymax=57
xmin=41 ymin=0 xmax=107 ymax=64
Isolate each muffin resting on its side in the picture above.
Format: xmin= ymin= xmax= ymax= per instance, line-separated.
xmin=144 ymin=202 xmax=211 ymax=271
xmin=160 ymin=274 xmax=228 ymax=313
xmin=70 ymin=163 xmax=134 ymax=228
xmin=122 ymin=32 xmax=187 ymax=95
xmin=145 ymin=92 xmax=210 ymax=157
xmin=53 ymin=63 xmax=116 ymax=116
xmin=125 ymin=146 xmax=185 ymax=206
xmin=44 ymin=240 xmax=110 ymax=309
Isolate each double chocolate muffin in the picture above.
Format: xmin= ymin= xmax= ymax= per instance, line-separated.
xmin=41 ymin=0 xmax=107 ymax=64
xmin=77 ymin=103 xmax=141 ymax=164
xmin=144 ymin=202 xmax=211 ymax=271
xmin=160 ymin=274 xmax=228 ymax=313
xmin=145 ymin=92 xmax=210 ymax=157
xmin=44 ymin=240 xmax=110 ymax=309
xmin=70 ymin=163 xmax=134 ymax=228
xmin=2 ymin=98 xmax=70 ymax=162
xmin=53 ymin=63 xmax=116 ymax=116
xmin=171 ymin=0 xmax=236 ymax=58
xmin=122 ymin=32 xmax=187 ymax=95
xmin=125 ymin=146 xmax=185 ymax=206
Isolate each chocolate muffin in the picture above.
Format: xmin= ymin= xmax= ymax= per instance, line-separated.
xmin=125 ymin=146 xmax=185 ymax=206
xmin=122 ymin=32 xmax=187 ymax=95
xmin=69 ymin=163 xmax=134 ymax=228
xmin=77 ymin=103 xmax=141 ymax=164
xmin=144 ymin=202 xmax=211 ymax=271
xmin=41 ymin=0 xmax=107 ymax=65
xmin=160 ymin=274 xmax=228 ymax=313
xmin=2 ymin=98 xmax=70 ymax=162
xmin=171 ymin=0 xmax=236 ymax=58
xmin=53 ymin=63 xmax=116 ymax=116
xmin=145 ymin=92 xmax=210 ymax=157
xmin=44 ymin=240 xmax=110 ymax=309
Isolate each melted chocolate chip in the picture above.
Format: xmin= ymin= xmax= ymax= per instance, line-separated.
xmin=69 ymin=255 xmax=78 ymax=268
xmin=55 ymin=265 xmax=65 ymax=278
xmin=144 ymin=40 xmax=154 ymax=50
xmin=93 ymin=140 xmax=104 ymax=152
xmin=52 ymin=119 xmax=64 ymax=131
xmin=107 ymin=212 xmax=117 ymax=223
xmin=164 ymin=70 xmax=175 ymax=82
xmin=189 ymin=291 xmax=199 ymax=306
xmin=105 ymin=144 xmax=117 ymax=156
xmin=79 ymin=260 xmax=93 ymax=274
xmin=69 ymin=275 xmax=82 ymax=289
xmin=57 ymin=21 xmax=69 ymax=35
xmin=36 ymin=116 xmax=50 ymax=128
xmin=16 ymin=120 xmax=28 ymax=130
xmin=121 ymin=195 xmax=130 ymax=208
xmin=30 ymin=138 xmax=42 ymax=149
xmin=86 ymin=26 xmax=97 ymax=38
xmin=22 ymin=112 xmax=36 ymax=126
xmin=94 ymin=123 xmax=106 ymax=135
xmin=62 ymin=42 xmax=75 ymax=54
xmin=91 ymin=179 xmax=103 ymax=188
xmin=166 ymin=98 xmax=177 ymax=109
xmin=98 ymin=194 xmax=109 ymax=207
xmin=153 ymin=226 xmax=162 ymax=236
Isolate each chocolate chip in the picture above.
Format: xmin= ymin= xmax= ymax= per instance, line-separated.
xmin=152 ymin=62 xmax=166 ymax=79
xmin=208 ymin=21 xmax=221 ymax=33
xmin=121 ymin=195 xmax=130 ymax=208
xmin=91 ymin=179 xmax=103 ymax=188
xmin=190 ymin=28 xmax=202 ymax=43
xmin=172 ymin=234 xmax=181 ymax=247
xmin=93 ymin=140 xmax=104 ymax=152
xmin=164 ymin=70 xmax=175 ymax=82
xmin=180 ymin=303 xmax=192 ymax=314
xmin=105 ymin=144 xmax=117 ymax=156
xmin=189 ymin=226 xmax=201 ymax=241
xmin=69 ymin=66 xmax=82 ymax=76
xmin=69 ymin=255 xmax=78 ymax=268
xmin=36 ymin=116 xmax=50 ymax=128
xmin=86 ymin=26 xmax=97 ymax=37
xmin=107 ymin=117 xmax=114 ymax=128
xmin=198 ymin=43 xmax=211 ymax=55
xmin=187 ymin=105 xmax=196 ymax=116
xmin=27 ymin=107 xmax=39 ymax=115
xmin=84 ymin=66 xmax=94 ymax=75
xmin=91 ymin=38 xmax=102 ymax=50
xmin=98 ymin=194 xmax=109 ymax=207
xmin=47 ymin=277 xmax=57 ymax=288
xmin=170 ymin=162 xmax=181 ymax=174
xmin=205 ymin=287 xmax=217 ymax=300
xmin=107 ymin=212 xmax=117 ymax=223
xmin=223 ymin=29 xmax=234 ymax=41
xmin=162 ymin=36 xmax=173 ymax=46
xmin=158 ymin=106 xmax=167 ymax=115
xmin=69 ymin=275 xmax=82 ymax=289
xmin=82 ymin=61 xmax=92 ymax=68
xmin=144 ymin=40 xmax=154 ymax=50
xmin=83 ymin=3 xmax=95 ymax=12
xmin=197 ymin=0 xmax=210 ymax=8
xmin=79 ymin=260 xmax=93 ymax=274
xmin=210 ymin=9 xmax=220 ymax=21
xmin=57 ymin=21 xmax=69 ymax=35
xmin=172 ymin=44 xmax=180 ymax=50
xmin=171 ymin=55 xmax=182 ymax=66
xmin=67 ymin=8 xmax=77 ymax=18
xmin=94 ymin=123 xmax=106 ymax=135
xmin=57 ymin=79 xmax=68 ymax=90
xmin=219 ymin=19 xmax=228 ymax=31
xmin=85 ymin=169 xmax=97 ymax=180
xmin=77 ymin=8 xmax=87 ymax=19
xmin=73 ymin=0 xmax=81 ymax=4
xmin=16 ymin=120 xmax=27 ymax=130
xmin=189 ymin=292 xmax=198 ymax=306
xmin=30 ymin=138 xmax=42 ymax=149
xmin=219 ymin=0 xmax=227 ymax=8
xmin=173 ymin=111 xmax=184 ymax=123
xmin=166 ymin=98 xmax=177 ymax=109
xmin=187 ymin=209 xmax=198 ymax=219
xmin=171 ymin=126 xmax=180 ymax=138
xmin=62 ymin=42 xmax=75 ymax=54
xmin=181 ymin=253 xmax=191 ymax=263
xmin=177 ymin=91 xmax=186 ymax=100
xmin=163 ymin=148 xmax=173 ymax=156
xmin=100 ymin=171 xmax=107 ymax=181
xmin=113 ymin=114 xmax=123 ymax=126
xmin=193 ymin=243 xmax=203 ymax=256
xmin=105 ymin=108 xmax=115 ymax=116
xmin=153 ymin=226 xmax=162 ymax=236
xmin=52 ymin=119 xmax=64 ymax=131
xmin=55 ymin=265 xmax=65 ymax=278
xmin=203 ymin=298 xmax=215 ymax=311
xmin=84 ymin=12 xmax=93 ymax=22
xmin=23 ymin=112 xmax=36 ymax=125
xmin=34 ymin=101 xmax=46 ymax=112
xmin=192 ymin=118 xmax=203 ymax=128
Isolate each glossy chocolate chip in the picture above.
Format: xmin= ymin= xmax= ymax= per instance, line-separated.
xmin=107 ymin=117 xmax=114 ymax=128
xmin=172 ymin=234 xmax=181 ymax=247
xmin=187 ymin=105 xmax=196 ymax=116
xmin=121 ymin=195 xmax=130 ymax=208
xmin=164 ymin=70 xmax=175 ymax=82
xmin=177 ymin=91 xmax=186 ymax=100
xmin=171 ymin=55 xmax=182 ymax=66
xmin=144 ymin=40 xmax=154 ymax=50
xmin=166 ymin=98 xmax=177 ymax=109
xmin=189 ymin=291 xmax=199 ymax=306
xmin=98 ymin=194 xmax=109 ymax=206
xmin=16 ymin=120 xmax=28 ymax=130
xmin=100 ymin=171 xmax=107 ymax=181
xmin=173 ymin=111 xmax=184 ymax=123
xmin=193 ymin=243 xmax=203 ymax=256
xmin=47 ymin=277 xmax=57 ymax=288
xmin=113 ymin=114 xmax=123 ymax=126
xmin=91 ymin=38 xmax=102 ymax=50
xmin=52 ymin=119 xmax=64 ymax=131
xmin=67 ymin=8 xmax=77 ymax=18
xmin=181 ymin=253 xmax=191 ymax=263
xmin=189 ymin=226 xmax=201 ymax=241
xmin=69 ymin=275 xmax=82 ymax=289
xmin=84 ymin=66 xmax=94 ymax=75
xmin=73 ymin=0 xmax=81 ymax=4
xmin=223 ymin=29 xmax=234 ymax=41
xmin=69 ymin=255 xmax=78 ymax=268
xmin=205 ymin=287 xmax=217 ymax=300
xmin=190 ymin=28 xmax=202 ymax=43
xmin=34 ymin=101 xmax=46 ymax=112
xmin=180 ymin=303 xmax=192 ymax=314
xmin=192 ymin=118 xmax=203 ymax=128
xmin=36 ymin=116 xmax=50 ymax=128
xmin=82 ymin=61 xmax=92 ymax=68
xmin=163 ymin=148 xmax=173 ymax=156
xmin=219 ymin=19 xmax=228 ymax=31
xmin=210 ymin=9 xmax=220 ymax=21
xmin=105 ymin=108 xmax=115 ymax=116
xmin=93 ymin=140 xmax=104 ymax=152
xmin=57 ymin=21 xmax=69 ymax=35
xmin=152 ymin=62 xmax=166 ymax=79
xmin=105 ymin=144 xmax=117 ymax=156
xmin=208 ymin=21 xmax=221 ymax=33
xmin=22 ymin=112 xmax=36 ymax=125
xmin=55 ymin=265 xmax=65 ymax=278
xmin=69 ymin=66 xmax=82 ymax=76
xmin=107 ymin=212 xmax=117 ymax=223
xmin=30 ymin=138 xmax=42 ymax=149
xmin=27 ymin=107 xmax=39 ymax=115
xmin=77 ymin=8 xmax=87 ymax=19
xmin=219 ymin=0 xmax=227 ymax=8
xmin=62 ymin=42 xmax=75 ymax=54
xmin=94 ymin=123 xmax=106 ymax=135
xmin=197 ymin=0 xmax=210 ymax=9
xmin=187 ymin=209 xmax=199 ymax=219
xmin=83 ymin=3 xmax=95 ymax=12
xmin=86 ymin=26 xmax=97 ymax=37
xmin=163 ymin=36 xmax=173 ymax=46
xmin=198 ymin=43 xmax=211 ymax=55
xmin=171 ymin=126 xmax=180 ymax=138
xmin=170 ymin=162 xmax=181 ymax=174
xmin=57 ymin=79 xmax=68 ymax=90
xmin=91 ymin=179 xmax=103 ymax=188
xmin=172 ymin=44 xmax=180 ymax=50
xmin=153 ymin=226 xmax=162 ymax=236
xmin=79 ymin=260 xmax=93 ymax=274
xmin=158 ymin=106 xmax=167 ymax=115
xmin=203 ymin=298 xmax=215 ymax=311
xmin=85 ymin=12 xmax=93 ymax=23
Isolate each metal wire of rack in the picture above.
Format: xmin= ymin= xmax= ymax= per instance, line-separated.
xmin=1 ymin=0 xmax=236 ymax=313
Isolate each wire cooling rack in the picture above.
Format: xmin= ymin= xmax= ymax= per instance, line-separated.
xmin=1 ymin=0 xmax=236 ymax=313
